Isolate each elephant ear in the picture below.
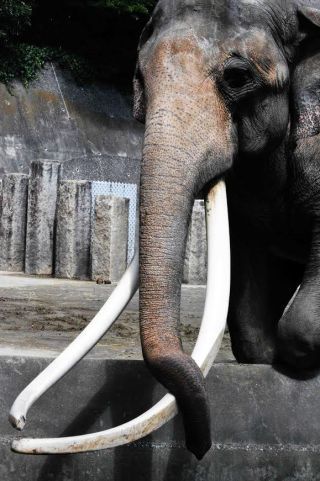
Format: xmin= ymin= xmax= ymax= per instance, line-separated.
xmin=133 ymin=18 xmax=154 ymax=123
xmin=297 ymin=5 xmax=320 ymax=38
xmin=290 ymin=4 xmax=320 ymax=140
xmin=133 ymin=67 xmax=146 ymax=123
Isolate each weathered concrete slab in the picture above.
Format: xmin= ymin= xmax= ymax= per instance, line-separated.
xmin=184 ymin=200 xmax=207 ymax=285
xmin=1 ymin=357 xmax=320 ymax=480
xmin=91 ymin=195 xmax=129 ymax=283
xmin=0 ymin=174 xmax=28 ymax=272
xmin=25 ymin=160 xmax=61 ymax=276
xmin=55 ymin=180 xmax=92 ymax=280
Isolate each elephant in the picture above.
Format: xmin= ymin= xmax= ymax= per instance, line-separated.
xmin=130 ymin=0 xmax=320 ymax=459
xmin=9 ymin=0 xmax=320 ymax=462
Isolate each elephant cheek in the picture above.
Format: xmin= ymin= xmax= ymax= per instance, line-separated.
xmin=238 ymin=93 xmax=289 ymax=156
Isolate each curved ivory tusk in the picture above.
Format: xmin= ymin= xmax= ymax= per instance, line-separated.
xmin=282 ymin=284 xmax=301 ymax=317
xmin=9 ymin=253 xmax=139 ymax=431
xmin=11 ymin=180 xmax=230 ymax=454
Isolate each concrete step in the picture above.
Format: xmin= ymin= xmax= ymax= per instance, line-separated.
xmin=1 ymin=354 xmax=320 ymax=481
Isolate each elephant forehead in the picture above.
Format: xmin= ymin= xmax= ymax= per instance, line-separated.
xmin=142 ymin=26 xmax=288 ymax=91
xmin=141 ymin=35 xmax=208 ymax=84
xmin=155 ymin=0 xmax=290 ymax=26
xmin=152 ymin=0 xmax=296 ymax=49
xmin=222 ymin=28 xmax=289 ymax=88
xmin=140 ymin=35 xmax=233 ymax=156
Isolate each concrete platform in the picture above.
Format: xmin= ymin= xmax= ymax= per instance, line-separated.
xmin=0 ymin=273 xmax=320 ymax=480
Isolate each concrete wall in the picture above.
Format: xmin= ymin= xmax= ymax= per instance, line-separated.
xmin=0 ymin=69 xmax=208 ymax=284
xmin=2 ymin=356 xmax=320 ymax=480
xmin=0 ymin=64 xmax=143 ymax=184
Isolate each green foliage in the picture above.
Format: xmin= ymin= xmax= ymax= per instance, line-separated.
xmin=0 ymin=44 xmax=48 ymax=86
xmin=0 ymin=0 xmax=156 ymax=88
xmin=0 ymin=1 xmax=41 ymax=86
xmin=93 ymin=0 xmax=155 ymax=14
xmin=0 ymin=1 xmax=45 ymax=85
xmin=0 ymin=1 xmax=32 ymax=40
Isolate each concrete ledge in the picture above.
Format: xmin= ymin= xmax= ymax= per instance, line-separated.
xmin=1 ymin=355 xmax=320 ymax=480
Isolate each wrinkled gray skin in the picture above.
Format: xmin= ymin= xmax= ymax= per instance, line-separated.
xmin=134 ymin=0 xmax=320 ymax=459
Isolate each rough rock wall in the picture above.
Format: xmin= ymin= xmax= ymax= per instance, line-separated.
xmin=0 ymin=63 xmax=143 ymax=184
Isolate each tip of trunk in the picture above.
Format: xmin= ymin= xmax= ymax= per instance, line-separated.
xmin=144 ymin=350 xmax=212 ymax=458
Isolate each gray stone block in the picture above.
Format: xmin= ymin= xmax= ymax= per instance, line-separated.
xmin=0 ymin=179 xmax=3 ymax=217
xmin=91 ymin=195 xmax=129 ymax=283
xmin=0 ymin=174 xmax=28 ymax=272
xmin=25 ymin=160 xmax=61 ymax=275
xmin=55 ymin=180 xmax=92 ymax=280
xmin=183 ymin=200 xmax=207 ymax=285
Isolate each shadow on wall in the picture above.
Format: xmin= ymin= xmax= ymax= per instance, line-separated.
xmin=34 ymin=361 xmax=201 ymax=481
xmin=35 ymin=361 xmax=157 ymax=481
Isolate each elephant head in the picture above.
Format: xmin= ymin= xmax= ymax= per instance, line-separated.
xmin=9 ymin=0 xmax=320 ymax=461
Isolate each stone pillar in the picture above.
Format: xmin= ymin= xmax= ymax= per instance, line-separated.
xmin=0 ymin=180 xmax=3 ymax=218
xmin=0 ymin=174 xmax=29 ymax=272
xmin=55 ymin=180 xmax=92 ymax=280
xmin=91 ymin=195 xmax=129 ymax=283
xmin=183 ymin=200 xmax=207 ymax=285
xmin=25 ymin=160 xmax=61 ymax=275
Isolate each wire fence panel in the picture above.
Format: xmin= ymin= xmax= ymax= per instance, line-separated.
xmin=92 ymin=181 xmax=137 ymax=262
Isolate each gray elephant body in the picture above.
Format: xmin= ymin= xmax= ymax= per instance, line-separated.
xmin=228 ymin=32 xmax=320 ymax=368
xmin=134 ymin=0 xmax=320 ymax=458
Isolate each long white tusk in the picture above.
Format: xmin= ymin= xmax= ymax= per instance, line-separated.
xmin=11 ymin=180 xmax=230 ymax=454
xmin=9 ymin=253 xmax=139 ymax=431
xmin=282 ymin=284 xmax=301 ymax=317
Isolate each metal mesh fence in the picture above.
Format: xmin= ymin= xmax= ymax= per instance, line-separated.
xmin=92 ymin=181 xmax=137 ymax=262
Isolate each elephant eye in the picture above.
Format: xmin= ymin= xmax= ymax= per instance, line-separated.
xmin=222 ymin=56 xmax=256 ymax=95
xmin=223 ymin=67 xmax=252 ymax=89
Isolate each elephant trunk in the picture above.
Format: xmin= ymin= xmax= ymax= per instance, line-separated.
xmin=139 ymin=123 xmax=232 ymax=459
xmin=138 ymin=36 xmax=234 ymax=459
xmin=139 ymin=130 xmax=210 ymax=459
